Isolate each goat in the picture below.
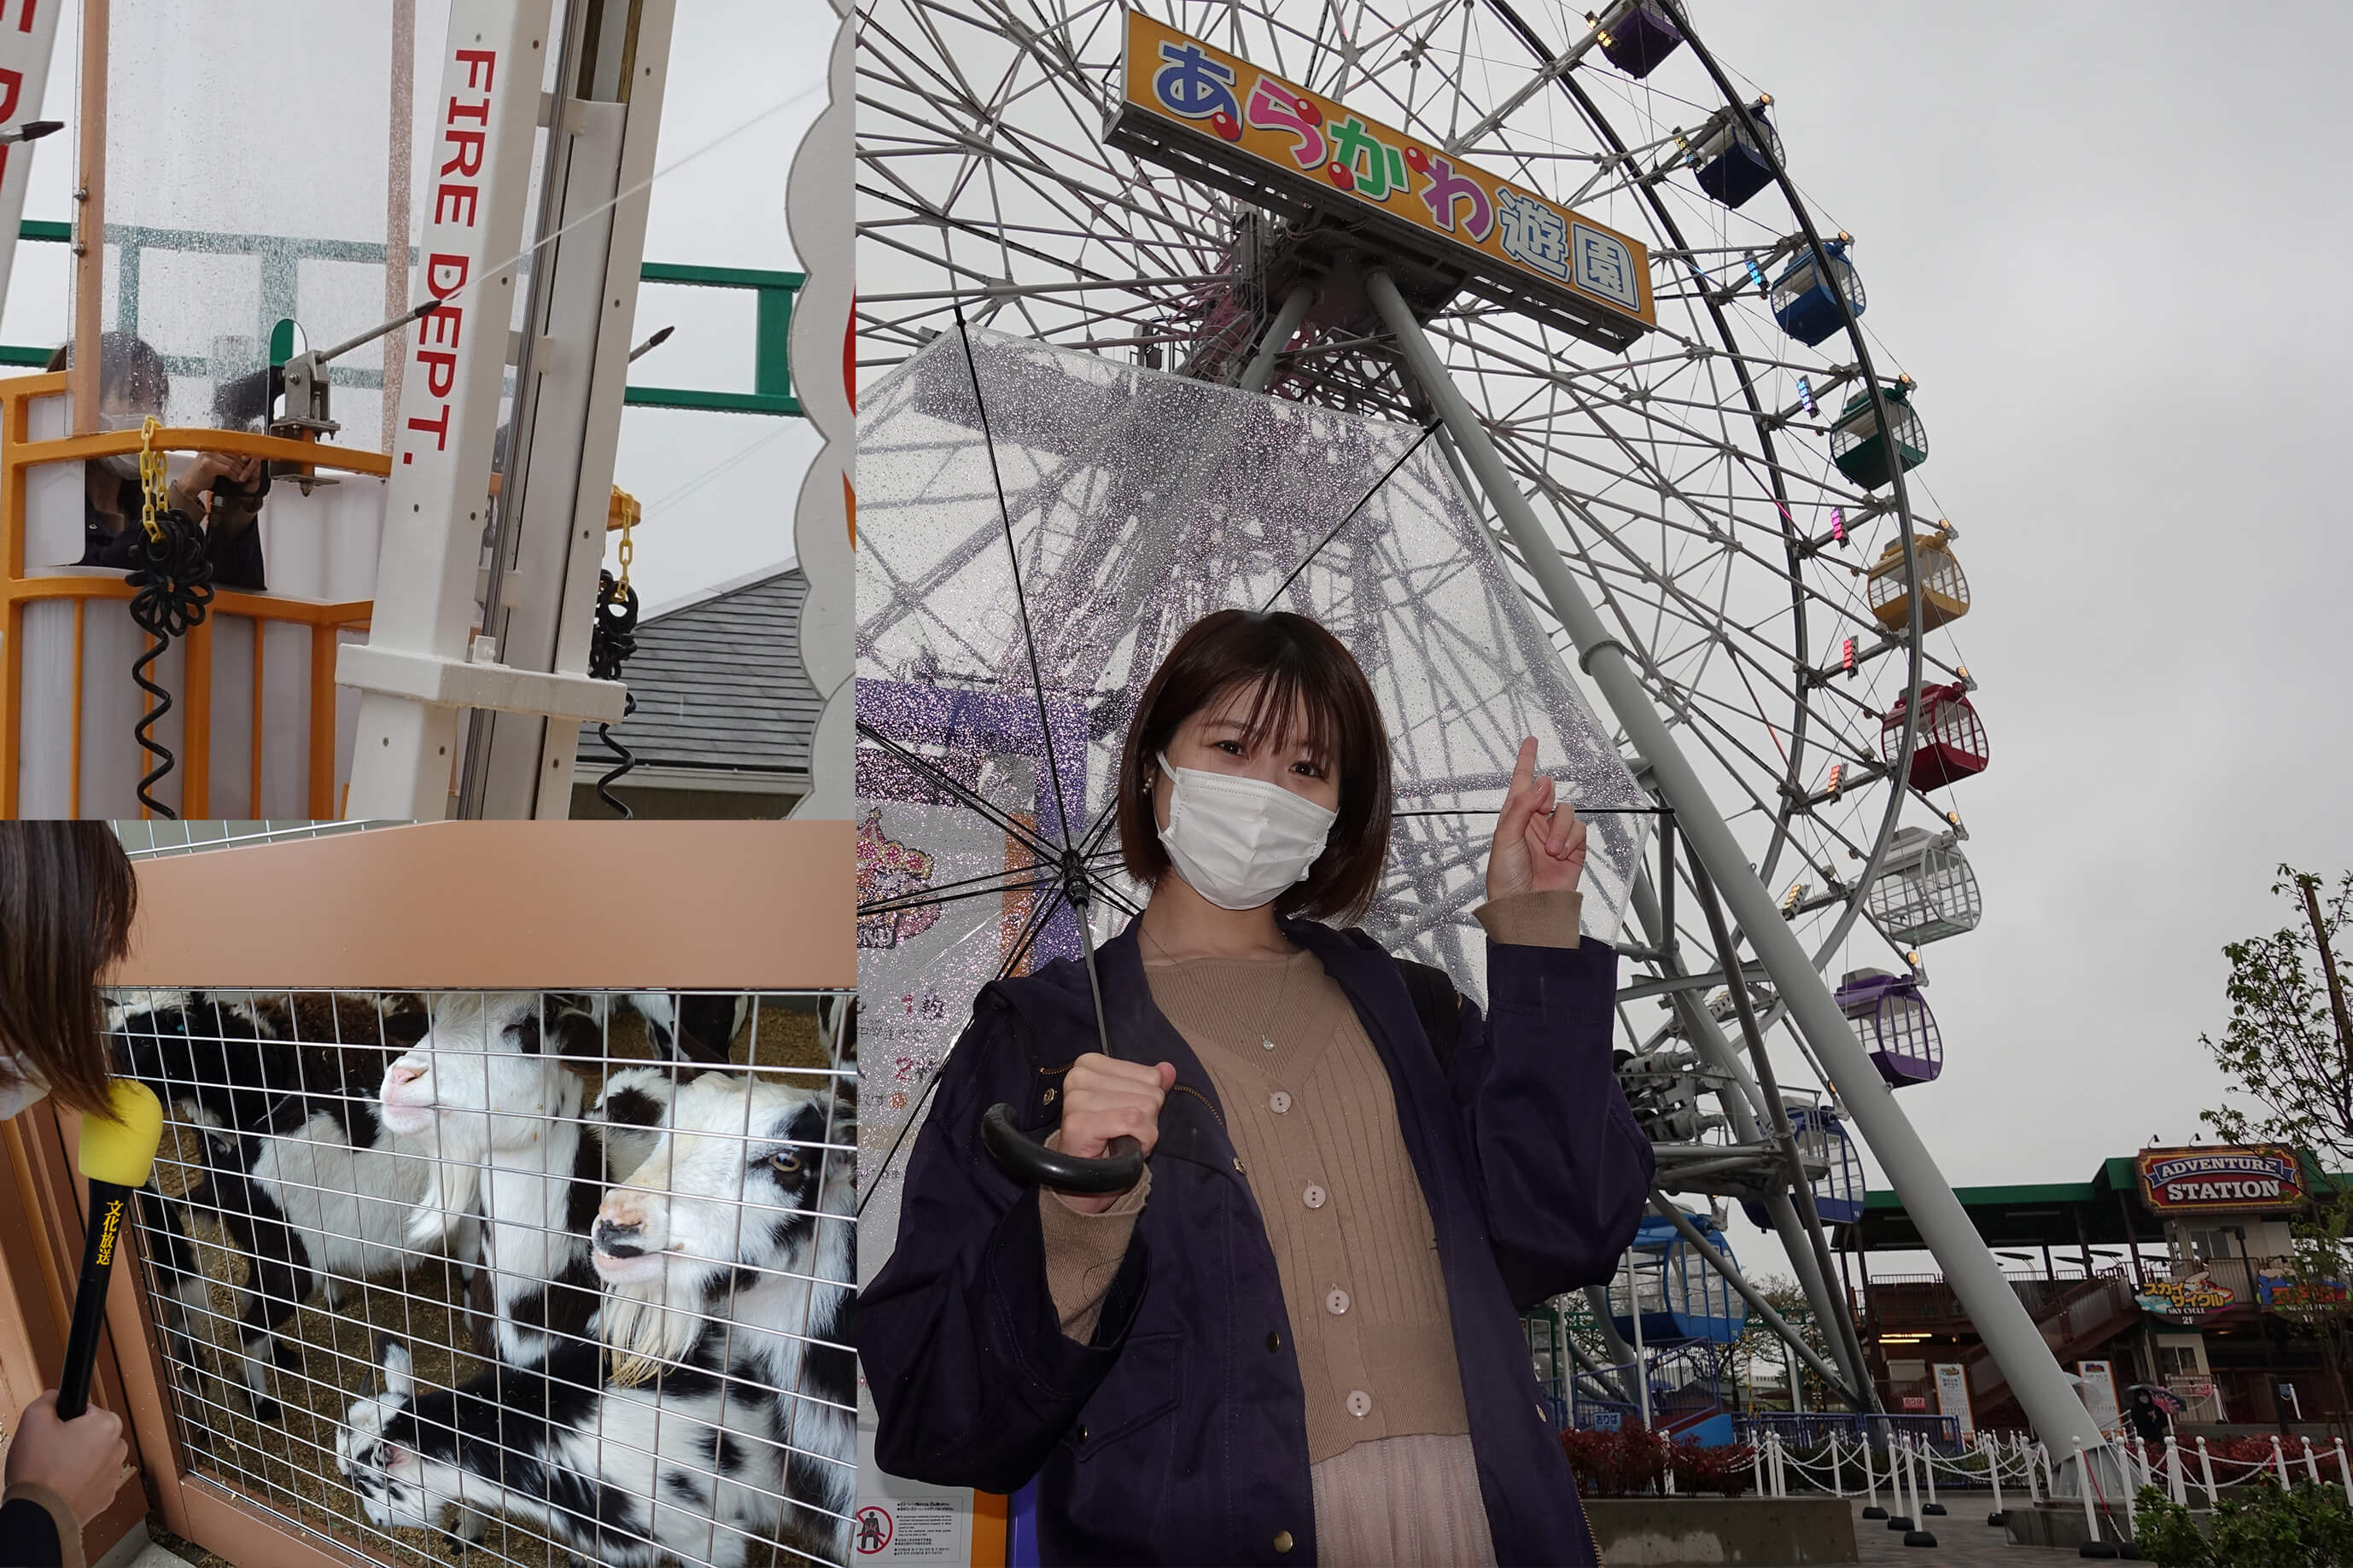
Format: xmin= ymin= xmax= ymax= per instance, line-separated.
xmin=336 ymin=1075 xmax=855 ymax=1567
xmin=108 ymin=988 xmax=464 ymax=1423
xmin=623 ymin=993 xmax=748 ymax=1064
xmin=377 ymin=993 xmax=619 ymax=1368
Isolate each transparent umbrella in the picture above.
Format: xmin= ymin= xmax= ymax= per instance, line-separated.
xmin=854 ymin=325 xmax=1652 ymax=1239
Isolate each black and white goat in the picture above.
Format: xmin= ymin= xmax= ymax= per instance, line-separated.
xmin=336 ymin=1073 xmax=855 ymax=1567
xmin=108 ymin=988 xmax=464 ymax=1422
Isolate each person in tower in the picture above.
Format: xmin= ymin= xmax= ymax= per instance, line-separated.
xmin=862 ymin=609 xmax=1653 ymax=1565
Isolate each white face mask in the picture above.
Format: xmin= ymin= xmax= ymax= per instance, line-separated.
xmin=1155 ymin=752 xmax=1339 ymax=912
xmin=0 ymin=1055 xmax=50 ymax=1121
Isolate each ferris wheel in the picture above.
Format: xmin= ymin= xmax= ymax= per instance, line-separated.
xmin=857 ymin=0 xmax=2105 ymax=1462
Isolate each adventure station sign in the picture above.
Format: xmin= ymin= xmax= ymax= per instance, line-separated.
xmin=2138 ymin=1145 xmax=2306 ymax=1215
xmin=1109 ymin=14 xmax=1656 ymax=348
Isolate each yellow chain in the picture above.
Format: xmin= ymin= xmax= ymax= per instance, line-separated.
xmin=137 ymin=417 xmax=170 ymax=542
xmin=612 ymin=485 xmax=639 ymax=597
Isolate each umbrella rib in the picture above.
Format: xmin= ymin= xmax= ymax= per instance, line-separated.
xmin=861 ymin=870 xmax=1064 ymax=916
xmin=857 ymin=720 xmax=1062 ymax=863
xmin=950 ymin=306 xmax=1083 ymax=854
xmin=1258 ymin=420 xmax=1444 ymax=610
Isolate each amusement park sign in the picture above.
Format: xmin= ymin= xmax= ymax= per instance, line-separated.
xmin=1109 ymin=14 xmax=1656 ymax=347
xmin=2136 ymin=1145 xmax=2307 ymax=1215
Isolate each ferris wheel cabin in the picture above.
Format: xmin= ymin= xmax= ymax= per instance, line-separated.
xmin=1866 ymin=528 xmax=1971 ymax=635
xmin=1743 ymin=1101 xmax=1866 ymax=1228
xmin=1770 ymin=237 xmax=1866 ymax=347
xmin=1837 ymin=968 xmax=1945 ymax=1087
xmin=1606 ymin=1211 xmax=1748 ymax=1348
xmin=1596 ymin=3 xmax=1684 ymax=78
xmin=1880 ymin=680 xmax=1988 ymax=791
xmin=1865 ymin=825 xmax=1983 ymax=947
xmin=1690 ymin=99 xmax=1781 ymax=209
xmin=1829 ymin=381 xmax=1929 ymax=491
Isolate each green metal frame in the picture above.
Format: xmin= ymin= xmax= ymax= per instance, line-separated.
xmin=0 ymin=219 xmax=802 ymax=415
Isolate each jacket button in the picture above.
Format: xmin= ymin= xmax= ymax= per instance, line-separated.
xmin=1269 ymin=1091 xmax=1293 ymax=1114
xmin=1325 ymin=1287 xmax=1351 ymax=1316
xmin=1074 ymin=1425 xmax=1088 ymax=1446
xmin=1273 ymin=1530 xmax=1294 ymax=1554
xmin=1302 ymin=1184 xmax=1327 ymax=1210
xmin=1346 ymin=1390 xmax=1372 ymax=1419
xmin=1266 ymin=1331 xmax=1282 ymax=1352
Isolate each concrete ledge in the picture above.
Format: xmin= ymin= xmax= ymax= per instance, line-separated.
xmin=1581 ymin=1497 xmax=1858 ymax=1565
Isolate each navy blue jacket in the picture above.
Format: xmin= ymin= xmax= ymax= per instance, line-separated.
xmin=863 ymin=916 xmax=1654 ymax=1566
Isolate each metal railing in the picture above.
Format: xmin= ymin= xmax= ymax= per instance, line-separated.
xmin=0 ymin=220 xmax=803 ymax=415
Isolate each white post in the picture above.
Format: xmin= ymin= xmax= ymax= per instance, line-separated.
xmin=1863 ymin=1428 xmax=1882 ymax=1514
xmin=2198 ymin=1436 xmax=2216 ymax=1508
xmin=2166 ymin=1434 xmax=2186 ymax=1507
xmin=1365 ymin=265 xmax=2111 ymax=1471
xmin=2304 ymin=1436 xmax=2322 ymax=1487
xmin=2336 ymin=1438 xmax=2351 ymax=1507
xmin=1900 ymin=1432 xmax=1917 ymax=1521
xmin=2076 ymin=1441 xmax=2101 ymax=1545
xmin=342 ymin=0 xmax=624 ymax=818
xmin=2122 ymin=1460 xmax=2138 ymax=1544
xmin=1988 ymin=1433 xmax=2006 ymax=1519
xmin=1923 ymin=1432 xmax=1940 ymax=1512
xmin=1754 ymin=1435 xmax=1766 ymax=1499
xmin=2274 ymin=1434 xmax=2291 ymax=1488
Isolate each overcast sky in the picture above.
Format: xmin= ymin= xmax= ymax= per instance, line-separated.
xmin=0 ymin=0 xmax=826 ymax=616
xmin=1682 ymin=2 xmax=2353 ymax=1278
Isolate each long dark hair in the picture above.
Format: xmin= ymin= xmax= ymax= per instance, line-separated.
xmin=1117 ymin=610 xmax=1393 ymax=924
xmin=0 ymin=825 xmax=137 ymax=1117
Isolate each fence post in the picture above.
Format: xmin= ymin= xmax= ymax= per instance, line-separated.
xmin=1922 ymin=1431 xmax=1943 ymax=1514
xmin=2197 ymin=1436 xmax=2216 ymax=1508
xmin=1755 ymin=1435 xmax=1766 ymax=1499
xmin=2337 ymin=1438 xmax=2352 ymax=1508
xmin=1862 ymin=1427 xmax=1885 ymax=1519
xmin=2122 ymin=1456 xmax=2138 ymax=1548
xmin=2165 ymin=1433 xmax=2185 ymax=1507
xmin=2076 ymin=1441 xmax=2102 ymax=1546
xmin=2273 ymin=1434 xmax=2291 ymax=1489
xmin=2303 ymin=1436 xmax=2322 ymax=1487
xmin=1987 ymin=1432 xmax=2007 ymax=1526
xmin=1830 ymin=1430 xmax=1842 ymax=1498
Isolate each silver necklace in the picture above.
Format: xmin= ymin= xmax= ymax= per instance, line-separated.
xmin=1140 ymin=923 xmax=1299 ymax=1054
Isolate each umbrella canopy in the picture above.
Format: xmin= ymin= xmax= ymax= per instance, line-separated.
xmin=2127 ymin=1383 xmax=2189 ymax=1415
xmin=855 ymin=327 xmax=1650 ymax=1250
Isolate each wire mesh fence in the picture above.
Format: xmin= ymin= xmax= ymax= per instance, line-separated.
xmin=110 ymin=986 xmax=856 ymax=1568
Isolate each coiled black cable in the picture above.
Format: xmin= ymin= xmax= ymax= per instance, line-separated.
xmin=126 ymin=508 xmax=216 ymax=819
xmin=587 ymin=568 xmax=640 ymax=819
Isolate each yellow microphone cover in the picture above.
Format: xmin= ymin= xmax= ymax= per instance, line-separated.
xmin=79 ymin=1079 xmax=164 ymax=1189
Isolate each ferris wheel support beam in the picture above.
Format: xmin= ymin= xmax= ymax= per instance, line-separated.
xmin=1237 ymin=281 xmax=1316 ymax=393
xmin=1626 ymin=860 xmax=1871 ymax=1405
xmin=1366 ymin=265 xmax=2112 ymax=1478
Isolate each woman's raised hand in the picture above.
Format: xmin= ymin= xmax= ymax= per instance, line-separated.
xmin=1486 ymin=737 xmax=1588 ymax=901
xmin=1050 ymin=1053 xmax=1175 ymax=1215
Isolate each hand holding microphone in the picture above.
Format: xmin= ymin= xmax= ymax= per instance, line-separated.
xmin=7 ymin=1081 xmax=163 ymax=1531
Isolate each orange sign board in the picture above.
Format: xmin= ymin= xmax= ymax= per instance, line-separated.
xmin=1111 ymin=13 xmax=1655 ymax=343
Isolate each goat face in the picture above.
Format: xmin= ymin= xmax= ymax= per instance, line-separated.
xmin=336 ymin=1339 xmax=435 ymax=1531
xmin=378 ymin=993 xmax=600 ymax=1151
xmin=592 ymin=1075 xmax=853 ymax=1361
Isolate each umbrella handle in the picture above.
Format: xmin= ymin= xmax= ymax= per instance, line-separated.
xmin=981 ymin=1103 xmax=1145 ymax=1194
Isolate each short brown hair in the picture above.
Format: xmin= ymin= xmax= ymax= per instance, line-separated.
xmin=0 ymin=825 xmax=138 ymax=1118
xmin=1117 ymin=610 xmax=1392 ymax=924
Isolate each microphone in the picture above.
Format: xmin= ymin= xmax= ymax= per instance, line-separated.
xmin=56 ymin=1080 xmax=163 ymax=1420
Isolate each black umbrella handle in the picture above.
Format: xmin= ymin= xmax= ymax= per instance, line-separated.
xmin=981 ymin=1103 xmax=1144 ymax=1194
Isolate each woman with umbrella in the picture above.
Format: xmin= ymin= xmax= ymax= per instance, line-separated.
xmin=862 ymin=609 xmax=1655 ymax=1566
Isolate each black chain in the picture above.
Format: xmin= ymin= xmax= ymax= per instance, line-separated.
xmin=126 ymin=509 xmax=216 ymax=819
xmin=587 ymin=568 xmax=640 ymax=818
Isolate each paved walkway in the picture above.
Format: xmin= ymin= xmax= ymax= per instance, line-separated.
xmin=1844 ymin=1497 xmax=2089 ymax=1565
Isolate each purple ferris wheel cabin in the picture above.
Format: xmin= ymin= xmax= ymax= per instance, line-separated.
xmin=1836 ymin=967 xmax=1943 ymax=1087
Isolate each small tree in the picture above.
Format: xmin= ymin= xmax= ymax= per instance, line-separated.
xmin=2199 ymin=866 xmax=2353 ymax=1433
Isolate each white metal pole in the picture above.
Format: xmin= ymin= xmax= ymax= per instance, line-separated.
xmin=2197 ymin=1436 xmax=2216 ymax=1507
xmin=1830 ymin=1431 xmax=1842 ymax=1498
xmin=2305 ymin=1436 xmax=2323 ymax=1486
xmin=1754 ymin=1435 xmax=1766 ymax=1499
xmin=1363 ymin=266 xmax=2111 ymax=1477
xmin=1629 ymin=1265 xmax=1652 ymax=1431
xmin=1923 ymin=1433 xmax=1941 ymax=1513
xmin=2076 ymin=1441 xmax=2101 ymax=1544
xmin=1862 ymin=1428 xmax=1881 ymax=1515
xmin=1236 ymin=281 xmax=1315 ymax=394
xmin=2166 ymin=1434 xmax=2185 ymax=1507
xmin=341 ymin=0 xmax=622 ymax=818
xmin=2337 ymin=1438 xmax=2351 ymax=1507
xmin=1988 ymin=1433 xmax=2005 ymax=1521
xmin=2273 ymin=1434 xmax=2290 ymax=1488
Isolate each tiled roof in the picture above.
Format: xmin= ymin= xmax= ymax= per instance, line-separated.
xmin=598 ymin=565 xmax=818 ymax=775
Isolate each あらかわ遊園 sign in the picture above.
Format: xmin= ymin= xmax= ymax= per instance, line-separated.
xmin=1108 ymin=13 xmax=1655 ymax=348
